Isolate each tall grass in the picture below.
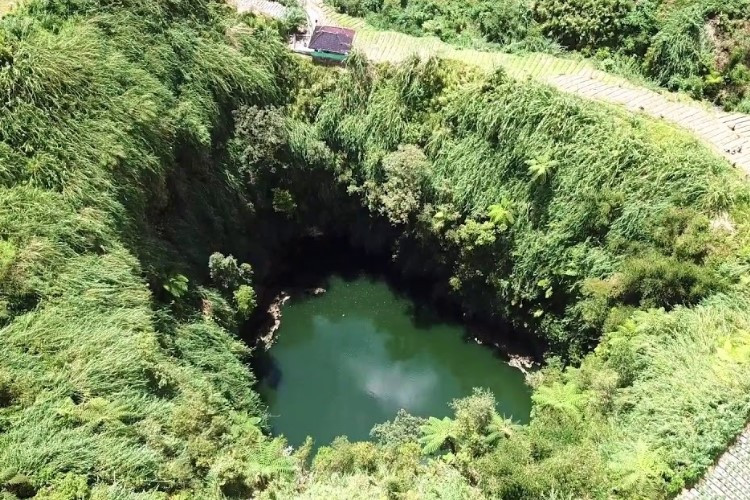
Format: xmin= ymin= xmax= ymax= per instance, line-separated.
xmin=306 ymin=57 xmax=750 ymax=496
xmin=0 ymin=0 xmax=298 ymax=496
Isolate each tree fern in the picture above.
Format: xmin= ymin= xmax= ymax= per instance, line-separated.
xmin=487 ymin=200 xmax=515 ymax=229
xmin=526 ymin=154 xmax=558 ymax=183
xmin=482 ymin=414 xmax=516 ymax=446
xmin=531 ymin=382 xmax=588 ymax=420
xmin=419 ymin=416 xmax=457 ymax=455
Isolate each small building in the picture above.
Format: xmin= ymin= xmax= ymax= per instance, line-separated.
xmin=308 ymin=25 xmax=356 ymax=63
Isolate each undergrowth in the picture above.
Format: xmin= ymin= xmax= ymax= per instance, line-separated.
xmin=0 ymin=0 xmax=299 ymax=496
xmin=1 ymin=0 xmax=750 ymax=498
xmin=325 ymin=0 xmax=750 ymax=109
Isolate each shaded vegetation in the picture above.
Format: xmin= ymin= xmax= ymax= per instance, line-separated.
xmin=1 ymin=0 xmax=750 ymax=498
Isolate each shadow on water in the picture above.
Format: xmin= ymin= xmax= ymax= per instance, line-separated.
xmin=246 ymin=234 xmax=543 ymax=378
xmin=266 ymin=237 xmax=515 ymax=326
xmin=254 ymin=351 xmax=282 ymax=390
xmin=245 ymin=236 xmax=540 ymax=446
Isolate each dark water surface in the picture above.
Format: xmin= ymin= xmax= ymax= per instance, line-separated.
xmin=256 ymin=275 xmax=532 ymax=447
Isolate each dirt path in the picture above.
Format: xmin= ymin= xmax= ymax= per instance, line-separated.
xmin=0 ymin=0 xmax=18 ymax=16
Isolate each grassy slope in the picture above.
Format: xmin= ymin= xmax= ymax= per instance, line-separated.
xmin=1 ymin=0 xmax=749 ymax=497
xmin=0 ymin=0 xmax=298 ymax=497
xmin=306 ymin=57 xmax=750 ymax=496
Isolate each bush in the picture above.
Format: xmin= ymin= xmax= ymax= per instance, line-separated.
xmin=644 ymin=5 xmax=713 ymax=87
xmin=313 ymin=437 xmax=380 ymax=475
xmin=473 ymin=0 xmax=534 ymax=46
xmin=618 ymin=253 xmax=725 ymax=308
xmin=209 ymin=252 xmax=254 ymax=292
xmin=532 ymin=0 xmax=636 ymax=50
xmin=330 ymin=0 xmax=383 ymax=17
xmin=234 ymin=285 xmax=257 ymax=318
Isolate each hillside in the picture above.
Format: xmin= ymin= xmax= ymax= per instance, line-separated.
xmin=325 ymin=0 xmax=750 ymax=111
xmin=1 ymin=0 xmax=750 ymax=498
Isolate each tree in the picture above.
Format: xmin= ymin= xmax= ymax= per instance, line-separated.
xmin=272 ymin=188 xmax=297 ymax=216
xmin=370 ymin=409 xmax=425 ymax=446
xmin=526 ymin=154 xmax=558 ymax=183
xmin=231 ymin=105 xmax=288 ymax=180
xmin=609 ymin=440 xmax=671 ymax=497
xmin=451 ymin=388 xmax=507 ymax=456
xmin=483 ymin=414 xmax=516 ymax=446
xmin=474 ymin=0 xmax=532 ymax=45
xmin=419 ymin=416 xmax=457 ymax=455
xmin=531 ymin=382 xmax=588 ymax=422
xmin=209 ymin=253 xmax=257 ymax=321
xmin=209 ymin=252 xmax=253 ymax=292
xmin=370 ymin=144 xmax=432 ymax=224
xmin=234 ymin=285 xmax=257 ymax=319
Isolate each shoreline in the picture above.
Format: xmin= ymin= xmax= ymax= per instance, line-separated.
xmin=467 ymin=322 xmax=540 ymax=377
xmin=256 ymin=287 xmax=327 ymax=350
xmin=258 ymin=291 xmax=290 ymax=350
xmin=254 ymin=282 xmax=540 ymax=378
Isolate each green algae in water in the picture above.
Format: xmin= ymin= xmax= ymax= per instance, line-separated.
xmin=257 ymin=275 xmax=532 ymax=447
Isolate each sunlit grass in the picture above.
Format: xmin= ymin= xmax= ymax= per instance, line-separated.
xmin=0 ymin=0 xmax=17 ymax=16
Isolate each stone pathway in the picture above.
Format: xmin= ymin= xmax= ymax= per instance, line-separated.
xmin=238 ymin=0 xmax=750 ymax=176
xmin=235 ymin=0 xmax=288 ymax=19
xmin=551 ymin=74 xmax=750 ymax=176
xmin=679 ymin=425 xmax=750 ymax=499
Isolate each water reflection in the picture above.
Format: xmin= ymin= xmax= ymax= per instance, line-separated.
xmin=257 ymin=275 xmax=532 ymax=447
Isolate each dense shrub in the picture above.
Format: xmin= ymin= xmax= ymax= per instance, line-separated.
xmin=3 ymin=0 xmax=750 ymax=497
xmin=330 ymin=0 xmax=383 ymax=18
xmin=325 ymin=0 xmax=750 ymax=108
xmin=473 ymin=0 xmax=534 ymax=46
xmin=0 ymin=0 xmax=300 ymax=496
xmin=644 ymin=5 xmax=712 ymax=88
xmin=532 ymin=0 xmax=636 ymax=50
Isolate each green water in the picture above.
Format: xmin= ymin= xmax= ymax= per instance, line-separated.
xmin=257 ymin=275 xmax=532 ymax=447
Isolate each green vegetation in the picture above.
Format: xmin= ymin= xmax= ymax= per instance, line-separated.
xmin=297 ymin=57 xmax=750 ymax=496
xmin=1 ymin=0 xmax=750 ymax=498
xmin=328 ymin=0 xmax=548 ymax=48
xmin=326 ymin=0 xmax=750 ymax=109
xmin=0 ymin=0 xmax=300 ymax=496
